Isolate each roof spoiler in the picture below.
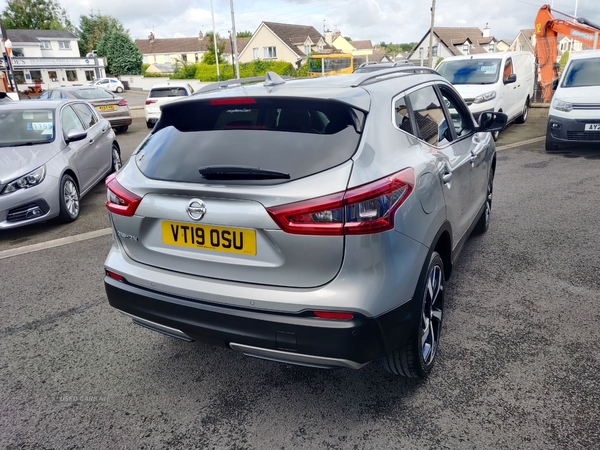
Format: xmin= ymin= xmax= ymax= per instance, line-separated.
xmin=195 ymin=72 xmax=292 ymax=95
xmin=353 ymin=67 xmax=440 ymax=87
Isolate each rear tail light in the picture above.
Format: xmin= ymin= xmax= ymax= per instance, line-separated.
xmin=105 ymin=173 xmax=142 ymax=216
xmin=313 ymin=311 xmax=354 ymax=320
xmin=267 ymin=168 xmax=415 ymax=236
xmin=118 ymin=99 xmax=128 ymax=107
xmin=145 ymin=99 xmax=157 ymax=105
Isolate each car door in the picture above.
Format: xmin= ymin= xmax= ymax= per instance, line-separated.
xmin=406 ymin=84 xmax=473 ymax=247
xmin=502 ymin=57 xmax=518 ymax=119
xmin=60 ymin=104 xmax=91 ymax=190
xmin=437 ymin=83 xmax=491 ymax=229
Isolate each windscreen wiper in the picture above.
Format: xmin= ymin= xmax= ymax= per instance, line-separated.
xmin=198 ymin=165 xmax=290 ymax=180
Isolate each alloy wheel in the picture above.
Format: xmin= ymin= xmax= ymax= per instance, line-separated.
xmin=112 ymin=146 xmax=122 ymax=172
xmin=63 ymin=179 xmax=79 ymax=218
xmin=421 ymin=264 xmax=444 ymax=364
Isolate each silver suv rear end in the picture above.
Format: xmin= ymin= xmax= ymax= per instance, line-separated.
xmin=104 ymin=71 xmax=504 ymax=378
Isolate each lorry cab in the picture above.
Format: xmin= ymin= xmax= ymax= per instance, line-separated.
xmin=436 ymin=51 xmax=535 ymax=139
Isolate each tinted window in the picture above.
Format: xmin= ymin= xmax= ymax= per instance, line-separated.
xmin=72 ymin=103 xmax=98 ymax=129
xmin=394 ymin=96 xmax=414 ymax=135
xmin=0 ymin=109 xmax=55 ymax=147
xmin=503 ymin=58 xmax=513 ymax=81
xmin=70 ymin=89 xmax=114 ymax=100
xmin=149 ymin=87 xmax=189 ymax=98
xmin=438 ymin=85 xmax=474 ymax=138
xmin=138 ymin=98 xmax=365 ymax=185
xmin=562 ymin=58 xmax=600 ymax=87
xmin=407 ymin=86 xmax=450 ymax=147
xmin=437 ymin=59 xmax=502 ymax=85
xmin=50 ymin=90 xmax=63 ymax=99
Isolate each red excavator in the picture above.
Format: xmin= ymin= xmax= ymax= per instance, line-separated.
xmin=534 ymin=4 xmax=600 ymax=102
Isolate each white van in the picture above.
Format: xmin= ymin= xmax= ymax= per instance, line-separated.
xmin=436 ymin=52 xmax=535 ymax=139
xmin=144 ymin=82 xmax=195 ymax=128
xmin=546 ymin=50 xmax=600 ymax=151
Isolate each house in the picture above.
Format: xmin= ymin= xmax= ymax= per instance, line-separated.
xmin=407 ymin=25 xmax=505 ymax=66
xmin=327 ymin=32 xmax=375 ymax=62
xmin=509 ymin=29 xmax=536 ymax=53
xmin=2 ymin=29 xmax=107 ymax=91
xmin=237 ymin=22 xmax=333 ymax=66
xmin=135 ymin=31 xmax=250 ymax=66
xmin=509 ymin=28 xmax=589 ymax=62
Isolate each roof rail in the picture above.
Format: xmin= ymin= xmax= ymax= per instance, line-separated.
xmin=194 ymin=71 xmax=292 ymax=95
xmin=353 ymin=67 xmax=439 ymax=87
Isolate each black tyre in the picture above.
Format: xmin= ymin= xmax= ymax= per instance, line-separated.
xmin=116 ymin=87 xmax=123 ymax=93
xmin=545 ymin=135 xmax=559 ymax=151
xmin=515 ymin=99 xmax=529 ymax=124
xmin=474 ymin=168 xmax=494 ymax=234
xmin=56 ymin=175 xmax=80 ymax=223
xmin=491 ymin=130 xmax=499 ymax=141
xmin=111 ymin=143 xmax=122 ymax=172
xmin=146 ymin=120 xmax=154 ymax=129
xmin=383 ymin=251 xmax=445 ymax=378
xmin=117 ymin=125 xmax=128 ymax=133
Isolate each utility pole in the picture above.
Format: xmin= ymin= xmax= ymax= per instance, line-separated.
xmin=230 ymin=0 xmax=240 ymax=79
xmin=210 ymin=0 xmax=220 ymax=81
xmin=427 ymin=0 xmax=437 ymax=68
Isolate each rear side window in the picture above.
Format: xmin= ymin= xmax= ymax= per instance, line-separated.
xmin=72 ymin=103 xmax=98 ymax=129
xmin=137 ymin=97 xmax=365 ymax=184
xmin=149 ymin=87 xmax=189 ymax=98
xmin=406 ymin=86 xmax=450 ymax=147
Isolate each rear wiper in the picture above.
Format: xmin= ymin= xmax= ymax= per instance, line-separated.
xmin=198 ymin=165 xmax=290 ymax=180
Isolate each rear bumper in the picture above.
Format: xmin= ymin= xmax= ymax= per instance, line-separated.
xmin=108 ymin=116 xmax=133 ymax=127
xmin=105 ymin=276 xmax=420 ymax=368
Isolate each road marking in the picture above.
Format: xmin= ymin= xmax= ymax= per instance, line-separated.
xmin=497 ymin=136 xmax=545 ymax=151
xmin=0 ymin=228 xmax=112 ymax=260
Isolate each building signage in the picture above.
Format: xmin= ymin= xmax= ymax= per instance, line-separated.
xmin=11 ymin=57 xmax=103 ymax=67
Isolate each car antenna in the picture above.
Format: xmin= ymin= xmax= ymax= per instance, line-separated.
xmin=264 ymin=71 xmax=286 ymax=87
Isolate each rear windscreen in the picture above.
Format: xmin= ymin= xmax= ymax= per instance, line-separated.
xmin=136 ymin=97 xmax=365 ymax=184
xmin=71 ymin=89 xmax=115 ymax=100
xmin=149 ymin=87 xmax=189 ymax=98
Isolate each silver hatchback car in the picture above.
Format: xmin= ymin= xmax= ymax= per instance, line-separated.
xmin=104 ymin=70 xmax=506 ymax=378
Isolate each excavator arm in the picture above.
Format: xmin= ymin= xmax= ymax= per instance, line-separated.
xmin=534 ymin=4 xmax=600 ymax=102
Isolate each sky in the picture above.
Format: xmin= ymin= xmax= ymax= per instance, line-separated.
xmin=1 ymin=0 xmax=599 ymax=44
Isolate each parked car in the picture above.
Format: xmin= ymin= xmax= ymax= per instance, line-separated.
xmin=436 ymin=51 xmax=535 ymax=140
xmin=353 ymin=60 xmax=414 ymax=73
xmin=546 ymin=50 xmax=600 ymax=151
xmin=91 ymin=77 xmax=125 ymax=93
xmin=38 ymin=87 xmax=132 ymax=133
xmin=104 ymin=69 xmax=506 ymax=378
xmin=144 ymin=82 xmax=194 ymax=128
xmin=0 ymin=99 xmax=121 ymax=229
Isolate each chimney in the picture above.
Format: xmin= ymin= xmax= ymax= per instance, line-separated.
xmin=199 ymin=30 xmax=203 ymax=39
xmin=324 ymin=29 xmax=332 ymax=45
xmin=483 ymin=23 xmax=490 ymax=38
xmin=148 ymin=32 xmax=155 ymax=42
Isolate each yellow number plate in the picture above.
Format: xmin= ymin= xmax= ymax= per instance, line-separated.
xmin=162 ymin=221 xmax=256 ymax=255
xmin=97 ymin=105 xmax=117 ymax=111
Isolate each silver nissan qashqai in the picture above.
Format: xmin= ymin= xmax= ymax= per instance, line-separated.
xmin=104 ymin=69 xmax=506 ymax=378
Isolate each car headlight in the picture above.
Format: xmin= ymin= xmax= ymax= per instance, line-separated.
xmin=2 ymin=165 xmax=46 ymax=195
xmin=552 ymin=98 xmax=573 ymax=113
xmin=473 ymin=91 xmax=497 ymax=104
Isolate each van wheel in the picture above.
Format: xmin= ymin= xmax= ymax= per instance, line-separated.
xmin=515 ymin=100 xmax=528 ymax=124
xmin=382 ymin=252 xmax=445 ymax=378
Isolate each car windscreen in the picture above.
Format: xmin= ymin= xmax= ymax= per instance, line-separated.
xmin=136 ymin=97 xmax=365 ymax=185
xmin=149 ymin=87 xmax=189 ymax=98
xmin=561 ymin=58 xmax=600 ymax=88
xmin=436 ymin=59 xmax=502 ymax=85
xmin=0 ymin=109 xmax=55 ymax=147
xmin=70 ymin=89 xmax=115 ymax=100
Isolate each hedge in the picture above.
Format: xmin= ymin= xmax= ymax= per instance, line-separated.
xmin=168 ymin=60 xmax=298 ymax=81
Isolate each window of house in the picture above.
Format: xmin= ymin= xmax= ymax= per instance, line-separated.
xmin=195 ymin=53 xmax=199 ymax=63
xmin=12 ymin=48 xmax=25 ymax=57
xmin=317 ymin=44 xmax=324 ymax=52
xmin=13 ymin=71 xmax=25 ymax=84
xmin=406 ymin=85 xmax=451 ymax=147
xmin=48 ymin=71 xmax=58 ymax=82
xmin=432 ymin=45 xmax=438 ymax=57
xmin=304 ymin=45 xmax=311 ymax=55
xmin=462 ymin=43 xmax=470 ymax=55
xmin=66 ymin=70 xmax=78 ymax=81
xmin=85 ymin=70 xmax=95 ymax=82
xmin=253 ymin=48 xmax=259 ymax=60
xmin=181 ymin=54 xmax=188 ymax=62
xmin=263 ymin=46 xmax=277 ymax=59
xmin=40 ymin=41 xmax=52 ymax=50
xmin=142 ymin=55 xmax=149 ymax=64
xmin=72 ymin=103 xmax=98 ymax=129
xmin=30 ymin=70 xmax=43 ymax=83
xmin=58 ymin=41 xmax=71 ymax=50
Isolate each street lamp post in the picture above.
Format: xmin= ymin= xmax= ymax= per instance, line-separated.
xmin=230 ymin=0 xmax=240 ymax=79
xmin=427 ymin=0 xmax=437 ymax=68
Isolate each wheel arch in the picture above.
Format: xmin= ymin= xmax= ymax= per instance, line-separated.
xmin=431 ymin=222 xmax=453 ymax=280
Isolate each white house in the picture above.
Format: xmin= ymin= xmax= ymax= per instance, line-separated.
xmin=2 ymin=29 xmax=107 ymax=92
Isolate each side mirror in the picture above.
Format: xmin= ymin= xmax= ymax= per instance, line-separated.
xmin=477 ymin=112 xmax=507 ymax=133
xmin=552 ymin=78 xmax=559 ymax=90
xmin=65 ymin=129 xmax=87 ymax=143
xmin=504 ymin=73 xmax=517 ymax=84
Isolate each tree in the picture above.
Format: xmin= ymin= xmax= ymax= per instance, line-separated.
xmin=96 ymin=29 xmax=142 ymax=76
xmin=236 ymin=31 xmax=252 ymax=38
xmin=558 ymin=51 xmax=570 ymax=75
xmin=0 ymin=0 xmax=74 ymax=30
xmin=77 ymin=12 xmax=126 ymax=56
xmin=202 ymin=32 xmax=225 ymax=64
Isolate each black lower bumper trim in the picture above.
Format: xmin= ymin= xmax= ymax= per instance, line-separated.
xmin=104 ymin=277 xmax=419 ymax=366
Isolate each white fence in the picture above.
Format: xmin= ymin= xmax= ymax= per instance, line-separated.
xmin=124 ymin=75 xmax=211 ymax=92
